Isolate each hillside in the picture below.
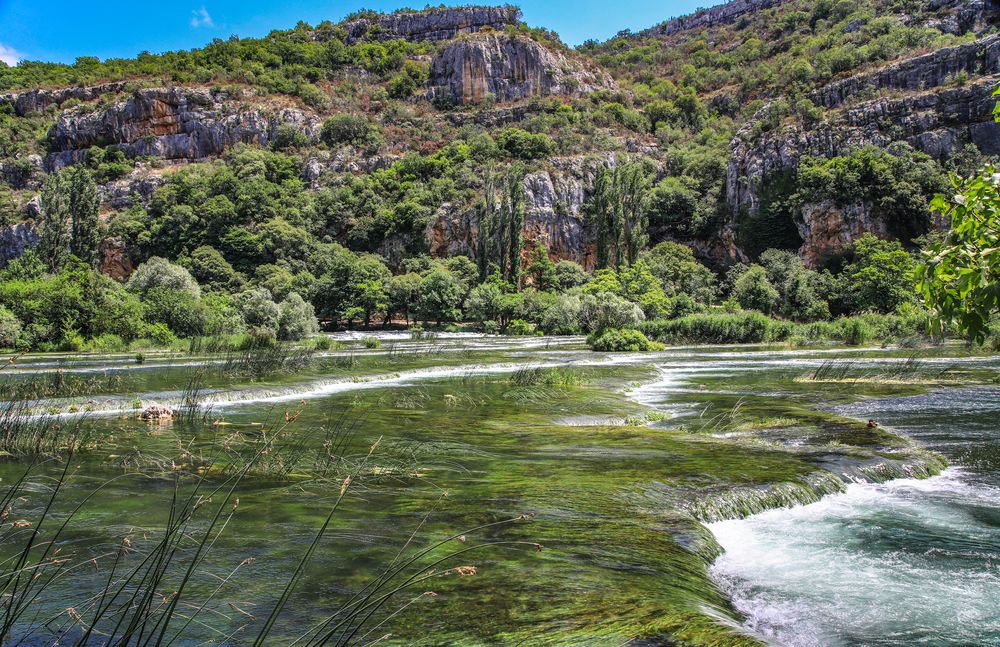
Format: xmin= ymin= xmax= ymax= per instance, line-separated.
xmin=1 ymin=0 xmax=998 ymax=275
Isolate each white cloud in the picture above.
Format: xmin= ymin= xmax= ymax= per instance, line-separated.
xmin=190 ymin=7 xmax=214 ymax=28
xmin=0 ymin=43 xmax=24 ymax=66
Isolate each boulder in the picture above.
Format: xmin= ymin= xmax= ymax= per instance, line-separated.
xmin=140 ymin=404 xmax=174 ymax=421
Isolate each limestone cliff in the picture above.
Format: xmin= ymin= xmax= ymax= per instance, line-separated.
xmin=638 ymin=0 xmax=787 ymax=38
xmin=726 ymin=34 xmax=1000 ymax=266
xmin=45 ymin=88 xmax=320 ymax=170
xmin=427 ymin=34 xmax=612 ymax=105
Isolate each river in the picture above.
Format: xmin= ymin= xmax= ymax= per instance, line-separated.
xmin=0 ymin=335 xmax=996 ymax=645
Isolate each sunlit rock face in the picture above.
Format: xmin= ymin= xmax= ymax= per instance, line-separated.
xmin=45 ymin=87 xmax=320 ymax=169
xmin=427 ymin=34 xmax=613 ymax=105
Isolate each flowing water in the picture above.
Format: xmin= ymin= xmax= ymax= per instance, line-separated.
xmin=1 ymin=335 xmax=997 ymax=646
xmin=709 ymin=381 xmax=1000 ymax=646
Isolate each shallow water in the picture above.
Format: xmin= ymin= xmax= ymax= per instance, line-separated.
xmin=709 ymin=383 xmax=1000 ymax=647
xmin=1 ymin=338 xmax=996 ymax=645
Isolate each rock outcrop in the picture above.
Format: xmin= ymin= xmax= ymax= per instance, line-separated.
xmin=428 ymin=34 xmax=612 ymax=105
xmin=426 ymin=156 xmax=606 ymax=269
xmin=99 ymin=237 xmax=133 ymax=280
xmin=336 ymin=5 xmax=521 ymax=44
xmin=0 ymin=81 xmax=131 ymax=117
xmin=638 ymin=0 xmax=786 ymax=38
xmin=46 ymin=87 xmax=320 ymax=169
xmin=726 ymin=29 xmax=1000 ymax=266
xmin=796 ymin=201 xmax=893 ymax=268
xmin=0 ymin=223 xmax=39 ymax=268
xmin=811 ymin=35 xmax=1000 ymax=109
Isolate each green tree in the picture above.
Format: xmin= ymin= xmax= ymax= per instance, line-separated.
xmin=839 ymin=234 xmax=916 ymax=314
xmin=417 ymin=269 xmax=462 ymax=326
xmin=68 ymin=167 xmax=101 ymax=266
xmin=732 ymin=264 xmax=779 ymax=314
xmin=525 ymin=243 xmax=558 ymax=291
xmin=38 ymin=171 xmax=71 ymax=272
xmin=916 ymin=168 xmax=1000 ymax=341
xmin=386 ymin=272 xmax=422 ymax=326
xmin=277 ymin=293 xmax=319 ymax=340
xmin=640 ymin=242 xmax=717 ymax=302
xmin=554 ymin=260 xmax=589 ymax=290
xmin=587 ymin=162 xmax=651 ymax=269
xmin=477 ymin=164 xmax=526 ymax=285
xmin=189 ymin=246 xmax=244 ymax=292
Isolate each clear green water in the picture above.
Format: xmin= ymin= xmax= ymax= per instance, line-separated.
xmin=1 ymin=335 xmax=993 ymax=646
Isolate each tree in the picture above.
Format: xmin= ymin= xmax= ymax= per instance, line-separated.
xmin=320 ymin=114 xmax=383 ymax=150
xmin=554 ymin=260 xmax=589 ymax=290
xmin=640 ymin=242 xmax=717 ymax=302
xmin=386 ymin=272 xmax=422 ymax=326
xmin=839 ymin=234 xmax=916 ymax=314
xmin=587 ymin=162 xmax=651 ymax=269
xmin=38 ymin=171 xmax=71 ymax=272
xmin=128 ymin=257 xmax=201 ymax=299
xmin=278 ymin=293 xmax=319 ymax=340
xmin=417 ymin=269 xmax=462 ymax=326
xmin=525 ymin=243 xmax=558 ymax=291
xmin=237 ymin=287 xmax=281 ymax=334
xmin=68 ymin=166 xmax=101 ymax=266
xmin=916 ymin=168 xmax=1000 ymax=341
xmin=189 ymin=245 xmax=244 ymax=291
xmin=477 ymin=164 xmax=526 ymax=286
xmin=732 ymin=265 xmax=779 ymax=314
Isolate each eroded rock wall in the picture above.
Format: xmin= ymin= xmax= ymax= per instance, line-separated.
xmin=45 ymin=88 xmax=320 ymax=170
xmin=428 ymin=34 xmax=612 ymax=105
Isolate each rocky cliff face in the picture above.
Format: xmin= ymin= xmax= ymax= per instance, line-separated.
xmin=0 ymin=223 xmax=39 ymax=267
xmin=428 ymin=34 xmax=612 ymax=105
xmin=727 ymin=34 xmax=1000 ymax=266
xmin=45 ymin=87 xmax=320 ymax=170
xmin=337 ymin=5 xmax=521 ymax=44
xmin=638 ymin=0 xmax=786 ymax=38
xmin=425 ymin=156 xmax=606 ymax=269
xmin=811 ymin=35 xmax=1000 ymax=109
xmin=0 ymin=82 xmax=132 ymax=117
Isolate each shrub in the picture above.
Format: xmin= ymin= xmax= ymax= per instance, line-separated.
xmin=362 ymin=336 xmax=381 ymax=349
xmin=0 ymin=307 xmax=22 ymax=348
xmin=580 ymin=292 xmax=645 ymax=333
xmin=588 ymin=328 xmax=663 ymax=352
xmin=540 ymin=294 xmax=583 ymax=335
xmin=237 ymin=288 xmax=281 ymax=333
xmin=320 ymin=114 xmax=383 ymax=150
xmin=505 ymin=319 xmax=532 ymax=336
xmin=128 ymin=257 xmax=201 ymax=299
xmin=496 ymin=128 xmax=553 ymax=160
xmin=732 ymin=265 xmax=779 ymax=314
xmin=639 ymin=312 xmax=792 ymax=344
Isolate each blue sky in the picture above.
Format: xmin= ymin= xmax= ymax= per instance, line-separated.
xmin=0 ymin=1 xmax=707 ymax=66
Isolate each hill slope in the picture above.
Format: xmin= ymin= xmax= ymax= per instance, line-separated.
xmin=0 ymin=0 xmax=998 ymax=274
